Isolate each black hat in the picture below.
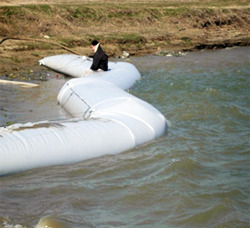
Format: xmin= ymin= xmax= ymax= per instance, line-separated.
xmin=91 ymin=40 xmax=99 ymax=46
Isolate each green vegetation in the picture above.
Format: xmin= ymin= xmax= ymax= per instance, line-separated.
xmin=163 ymin=7 xmax=189 ymax=16
xmin=181 ymin=37 xmax=192 ymax=43
xmin=24 ymin=4 xmax=52 ymax=13
xmin=107 ymin=33 xmax=145 ymax=44
xmin=1 ymin=6 xmax=25 ymax=18
xmin=69 ymin=7 xmax=96 ymax=19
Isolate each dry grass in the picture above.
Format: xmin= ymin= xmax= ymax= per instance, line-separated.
xmin=0 ymin=0 xmax=249 ymax=74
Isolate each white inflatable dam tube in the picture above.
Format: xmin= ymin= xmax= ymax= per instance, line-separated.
xmin=0 ymin=120 xmax=136 ymax=176
xmin=57 ymin=78 xmax=166 ymax=142
xmin=0 ymin=55 xmax=168 ymax=176
xmin=39 ymin=54 xmax=141 ymax=90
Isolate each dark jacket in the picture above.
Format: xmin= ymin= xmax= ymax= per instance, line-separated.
xmin=90 ymin=45 xmax=108 ymax=71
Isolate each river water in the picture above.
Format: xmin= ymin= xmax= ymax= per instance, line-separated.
xmin=0 ymin=47 xmax=249 ymax=227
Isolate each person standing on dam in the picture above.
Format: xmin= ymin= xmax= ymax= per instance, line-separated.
xmin=90 ymin=40 xmax=108 ymax=72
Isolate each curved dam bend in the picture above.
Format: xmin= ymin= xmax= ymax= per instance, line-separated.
xmin=0 ymin=55 xmax=168 ymax=176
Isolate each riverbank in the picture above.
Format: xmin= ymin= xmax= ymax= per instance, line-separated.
xmin=0 ymin=0 xmax=249 ymax=76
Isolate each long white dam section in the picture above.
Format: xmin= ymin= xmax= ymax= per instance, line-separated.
xmin=0 ymin=54 xmax=168 ymax=176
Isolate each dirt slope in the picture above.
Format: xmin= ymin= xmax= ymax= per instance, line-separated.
xmin=0 ymin=0 xmax=249 ymax=75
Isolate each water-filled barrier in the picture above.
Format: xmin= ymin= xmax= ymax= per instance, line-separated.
xmin=0 ymin=55 xmax=168 ymax=176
